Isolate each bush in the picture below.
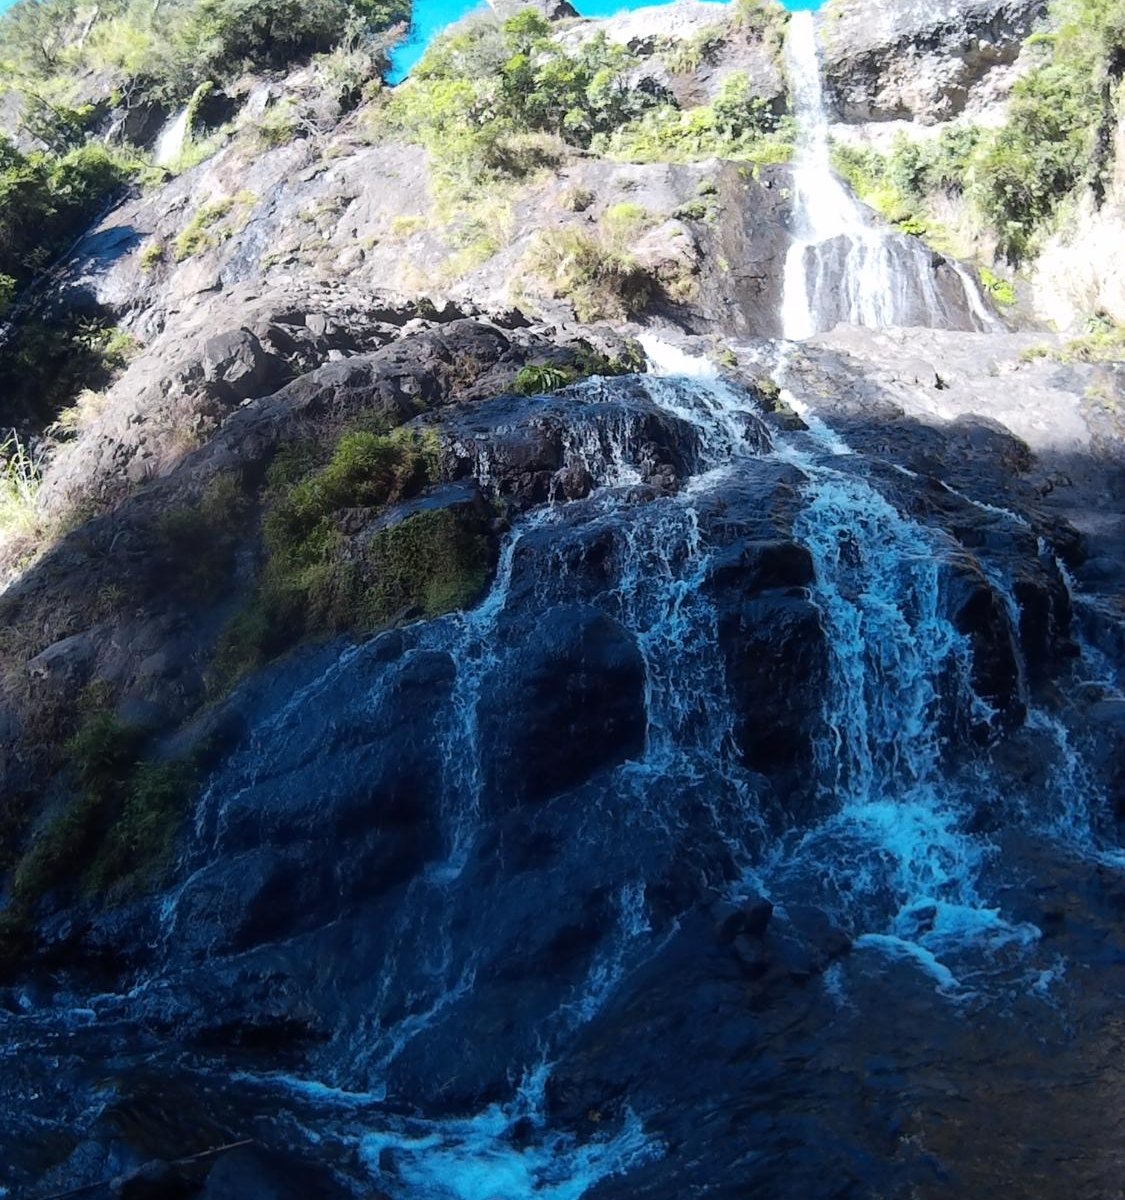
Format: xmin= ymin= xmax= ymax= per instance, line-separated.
xmin=11 ymin=0 xmax=408 ymax=100
xmin=374 ymin=12 xmax=664 ymax=203
xmin=172 ymin=191 xmax=255 ymax=260
xmin=156 ymin=473 xmax=248 ymax=594
xmin=0 ymin=136 xmax=135 ymax=294
xmin=215 ymin=426 xmax=450 ymax=683
xmin=860 ymin=0 xmax=1125 ymax=262
xmin=660 ymin=26 xmax=726 ymax=76
xmin=597 ymin=73 xmax=795 ymax=164
xmin=512 ymin=345 xmax=642 ymax=394
xmin=601 ymin=201 xmax=653 ymax=245
xmin=0 ymin=312 xmax=136 ymax=426
xmin=0 ymin=430 xmax=42 ymax=546
xmin=979 ymin=266 xmax=1017 ymax=307
xmin=11 ymin=707 xmax=197 ymax=905
xmin=526 ymin=226 xmax=653 ymax=322
xmin=513 ymin=363 xmax=579 ymax=394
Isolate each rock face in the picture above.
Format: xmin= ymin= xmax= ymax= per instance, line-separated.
xmin=819 ymin=0 xmax=1048 ymax=123
xmin=0 ymin=1 xmax=1123 ymax=1198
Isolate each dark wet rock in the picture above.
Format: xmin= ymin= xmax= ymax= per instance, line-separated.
xmin=199 ymin=1146 xmax=350 ymax=1200
xmin=444 ymin=379 xmax=702 ymax=509
xmin=720 ymin=593 xmax=828 ymax=791
xmin=946 ymin=551 xmax=1024 ymax=721
xmin=26 ymin=631 xmax=98 ymax=689
xmin=112 ymin=1158 xmax=197 ymax=1199
xmin=716 ymin=895 xmax=775 ymax=946
xmin=480 ymin=604 xmax=647 ymax=806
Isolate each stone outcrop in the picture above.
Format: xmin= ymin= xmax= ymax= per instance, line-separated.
xmin=818 ymin=0 xmax=1049 ymax=124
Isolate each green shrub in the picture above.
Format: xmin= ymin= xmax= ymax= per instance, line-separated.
xmin=559 ymin=185 xmax=595 ymax=212
xmin=357 ymin=506 xmax=492 ymax=626
xmin=512 ymin=344 xmax=642 ymax=394
xmin=0 ymin=313 xmax=137 ymax=425
xmin=172 ymin=196 xmax=237 ymax=260
xmin=156 ymin=473 xmax=248 ymax=594
xmin=731 ymin=0 xmax=790 ymax=63
xmin=526 ymin=226 xmax=653 ymax=322
xmin=138 ymin=240 xmax=164 ymax=271
xmin=0 ymin=430 xmax=42 ymax=543
xmin=11 ymin=706 xmax=197 ymax=906
xmin=374 ymin=12 xmax=663 ymax=204
xmin=513 ymin=363 xmax=579 ymax=394
xmin=601 ymin=201 xmax=653 ymax=245
xmin=660 ymin=26 xmax=726 ymax=76
xmin=12 ymin=711 xmax=141 ymax=901
xmin=252 ymin=99 xmax=302 ymax=149
xmin=979 ymin=266 xmax=1017 ymax=307
xmin=0 ymin=136 xmax=135 ymax=294
xmin=673 ymin=198 xmax=711 ymax=221
xmin=852 ymin=0 xmax=1125 ymax=262
xmin=597 ymin=73 xmax=795 ymax=164
xmin=214 ymin=426 xmax=454 ymax=684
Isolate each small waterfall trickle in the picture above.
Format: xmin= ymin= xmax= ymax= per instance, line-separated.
xmin=155 ymin=106 xmax=191 ymax=167
xmin=780 ymin=11 xmax=997 ymax=339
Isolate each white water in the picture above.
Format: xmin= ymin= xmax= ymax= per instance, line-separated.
xmin=780 ymin=11 xmax=996 ymax=340
xmin=155 ymin=106 xmax=191 ymax=167
xmin=140 ymin=348 xmax=1121 ymax=1198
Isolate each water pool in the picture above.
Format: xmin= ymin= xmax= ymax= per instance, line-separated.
xmin=387 ymin=0 xmax=824 ymax=83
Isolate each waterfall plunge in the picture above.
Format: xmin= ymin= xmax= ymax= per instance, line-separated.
xmin=780 ymin=11 xmax=997 ymax=340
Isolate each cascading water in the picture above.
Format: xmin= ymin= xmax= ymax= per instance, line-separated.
xmin=4 ymin=358 xmax=1121 ymax=1198
xmin=155 ymin=106 xmax=191 ymax=167
xmin=781 ymin=11 xmax=998 ymax=339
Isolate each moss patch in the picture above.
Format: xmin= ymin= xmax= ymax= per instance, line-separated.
xmin=8 ymin=711 xmax=197 ymax=915
xmin=214 ymin=425 xmax=496 ymax=686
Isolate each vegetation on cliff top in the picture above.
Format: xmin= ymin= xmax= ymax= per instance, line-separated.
xmin=373 ymin=7 xmax=793 ymax=207
xmin=0 ymin=0 xmax=408 ymax=117
xmin=833 ymin=0 xmax=1125 ymax=265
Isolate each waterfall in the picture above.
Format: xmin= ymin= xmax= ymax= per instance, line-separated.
xmin=780 ymin=11 xmax=998 ymax=339
xmin=155 ymin=106 xmax=191 ymax=167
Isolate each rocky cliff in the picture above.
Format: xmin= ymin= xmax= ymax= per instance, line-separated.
xmin=0 ymin=0 xmax=1122 ymax=1197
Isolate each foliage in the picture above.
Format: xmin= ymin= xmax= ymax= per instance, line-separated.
xmin=597 ymin=73 xmax=796 ymax=164
xmin=138 ymin=239 xmax=164 ymax=271
xmin=0 ymin=312 xmax=136 ymax=426
xmin=601 ymin=201 xmax=654 ymax=245
xmin=356 ymin=506 xmax=492 ymax=627
xmin=373 ymin=12 xmax=664 ymax=203
xmin=511 ymin=345 xmax=643 ymax=394
xmin=526 ymin=226 xmax=653 ymax=323
xmin=979 ymin=266 xmax=1017 ymax=307
xmin=660 ymin=26 xmax=726 ymax=76
xmin=156 ymin=473 xmax=248 ymax=594
xmin=0 ymin=136 xmax=135 ymax=294
xmin=730 ymin=0 xmax=790 ymax=63
xmin=513 ymin=363 xmax=579 ymax=394
xmin=172 ymin=191 xmax=255 ymax=260
xmin=0 ymin=430 xmax=42 ymax=544
xmin=559 ymin=185 xmax=595 ymax=212
xmin=10 ymin=709 xmax=196 ymax=905
xmin=214 ymin=426 xmax=462 ymax=684
xmin=840 ymin=0 xmax=1125 ymax=262
xmin=0 ymin=0 xmax=411 ymax=108
xmin=252 ymin=99 xmax=303 ymax=149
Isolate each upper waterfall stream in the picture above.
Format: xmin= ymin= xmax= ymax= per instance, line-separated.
xmin=781 ymin=11 xmax=997 ymax=339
